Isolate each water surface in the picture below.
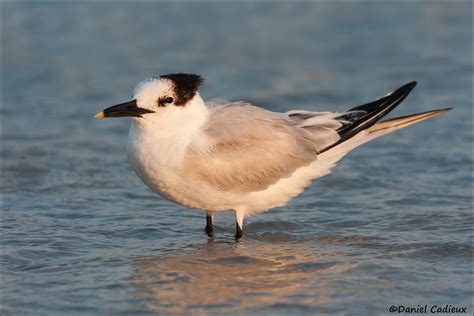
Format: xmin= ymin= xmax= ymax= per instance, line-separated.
xmin=2 ymin=3 xmax=472 ymax=315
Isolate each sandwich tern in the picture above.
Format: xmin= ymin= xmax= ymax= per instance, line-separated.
xmin=95 ymin=73 xmax=450 ymax=239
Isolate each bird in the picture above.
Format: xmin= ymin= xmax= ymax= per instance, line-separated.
xmin=95 ymin=73 xmax=450 ymax=239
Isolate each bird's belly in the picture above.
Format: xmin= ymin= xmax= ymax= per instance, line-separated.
xmin=128 ymin=142 xmax=314 ymax=212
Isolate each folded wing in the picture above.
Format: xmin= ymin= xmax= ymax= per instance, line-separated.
xmin=182 ymin=103 xmax=341 ymax=192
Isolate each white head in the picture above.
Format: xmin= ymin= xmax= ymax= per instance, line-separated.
xmin=95 ymin=73 xmax=208 ymax=134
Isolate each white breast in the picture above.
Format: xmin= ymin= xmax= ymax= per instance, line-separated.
xmin=127 ymin=125 xmax=187 ymax=204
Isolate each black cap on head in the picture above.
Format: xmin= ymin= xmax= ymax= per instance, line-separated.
xmin=159 ymin=73 xmax=204 ymax=106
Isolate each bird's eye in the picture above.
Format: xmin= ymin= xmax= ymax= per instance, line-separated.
xmin=158 ymin=97 xmax=174 ymax=107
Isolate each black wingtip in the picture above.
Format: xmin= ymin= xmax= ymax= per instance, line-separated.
xmin=391 ymin=81 xmax=417 ymax=96
xmin=349 ymin=81 xmax=417 ymax=114
xmin=319 ymin=81 xmax=419 ymax=154
xmin=406 ymin=81 xmax=417 ymax=89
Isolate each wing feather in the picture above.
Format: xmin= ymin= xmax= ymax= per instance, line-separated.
xmin=182 ymin=103 xmax=341 ymax=192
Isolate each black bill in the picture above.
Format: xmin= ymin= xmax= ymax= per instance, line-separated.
xmin=94 ymin=100 xmax=154 ymax=118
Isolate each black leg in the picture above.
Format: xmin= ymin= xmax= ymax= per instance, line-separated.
xmin=205 ymin=214 xmax=213 ymax=236
xmin=235 ymin=220 xmax=243 ymax=240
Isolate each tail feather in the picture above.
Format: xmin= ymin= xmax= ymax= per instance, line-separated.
xmin=368 ymin=108 xmax=452 ymax=135
xmin=314 ymin=108 xmax=451 ymax=182
xmin=302 ymin=83 xmax=451 ymax=190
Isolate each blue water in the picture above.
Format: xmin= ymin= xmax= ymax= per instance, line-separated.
xmin=2 ymin=3 xmax=472 ymax=315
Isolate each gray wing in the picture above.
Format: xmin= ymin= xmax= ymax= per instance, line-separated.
xmin=182 ymin=102 xmax=342 ymax=192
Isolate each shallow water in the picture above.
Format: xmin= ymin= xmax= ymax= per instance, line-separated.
xmin=2 ymin=3 xmax=473 ymax=315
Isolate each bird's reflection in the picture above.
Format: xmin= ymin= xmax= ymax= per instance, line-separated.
xmin=132 ymin=233 xmax=360 ymax=315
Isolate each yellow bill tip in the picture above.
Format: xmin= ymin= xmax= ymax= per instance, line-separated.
xmin=94 ymin=111 xmax=105 ymax=119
